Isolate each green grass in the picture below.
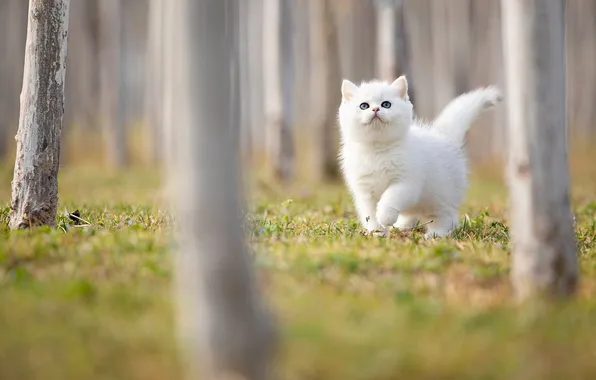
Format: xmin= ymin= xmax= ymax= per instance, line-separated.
xmin=2 ymin=161 xmax=596 ymax=379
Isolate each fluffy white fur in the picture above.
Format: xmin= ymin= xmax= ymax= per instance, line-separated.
xmin=338 ymin=76 xmax=502 ymax=238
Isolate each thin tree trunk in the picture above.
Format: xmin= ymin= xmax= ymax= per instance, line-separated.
xmin=309 ymin=0 xmax=341 ymax=181
xmin=280 ymin=0 xmax=295 ymax=177
xmin=238 ymin=0 xmax=253 ymax=166
xmin=10 ymin=0 xmax=70 ymax=229
xmin=247 ymin=0 xmax=265 ymax=160
xmin=404 ymin=0 xmax=434 ymax=119
xmin=376 ymin=1 xmax=397 ymax=81
xmin=145 ymin=0 xmax=164 ymax=165
xmin=63 ymin=0 xmax=98 ymax=138
xmin=263 ymin=0 xmax=294 ymax=180
xmin=164 ymin=0 xmax=276 ymax=378
xmin=394 ymin=0 xmax=415 ymax=104
xmin=98 ymin=0 xmax=127 ymax=169
xmin=430 ymin=2 xmax=457 ymax=112
xmin=502 ymin=0 xmax=578 ymax=300
xmin=291 ymin=0 xmax=311 ymax=132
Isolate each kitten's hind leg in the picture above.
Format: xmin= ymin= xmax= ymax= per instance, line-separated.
xmin=393 ymin=213 xmax=419 ymax=230
xmin=424 ymin=211 xmax=458 ymax=239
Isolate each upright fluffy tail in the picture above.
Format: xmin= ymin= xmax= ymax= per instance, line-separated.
xmin=432 ymin=86 xmax=503 ymax=146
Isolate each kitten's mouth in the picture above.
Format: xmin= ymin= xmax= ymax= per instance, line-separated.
xmin=368 ymin=115 xmax=385 ymax=125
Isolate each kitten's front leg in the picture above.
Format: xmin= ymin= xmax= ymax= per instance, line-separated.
xmin=353 ymin=192 xmax=385 ymax=235
xmin=376 ymin=182 xmax=421 ymax=228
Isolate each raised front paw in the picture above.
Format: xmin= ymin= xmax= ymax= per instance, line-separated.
xmin=376 ymin=205 xmax=399 ymax=228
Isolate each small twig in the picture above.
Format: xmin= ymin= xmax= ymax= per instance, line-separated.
xmin=411 ymin=219 xmax=434 ymax=232
xmin=69 ymin=213 xmax=92 ymax=226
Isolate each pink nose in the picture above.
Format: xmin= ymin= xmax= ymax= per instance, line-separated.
xmin=372 ymin=107 xmax=380 ymax=113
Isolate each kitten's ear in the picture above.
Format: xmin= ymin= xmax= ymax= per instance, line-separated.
xmin=341 ymin=79 xmax=358 ymax=102
xmin=391 ymin=76 xmax=409 ymax=100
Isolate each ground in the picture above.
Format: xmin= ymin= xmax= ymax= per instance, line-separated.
xmin=1 ymin=155 xmax=596 ymax=380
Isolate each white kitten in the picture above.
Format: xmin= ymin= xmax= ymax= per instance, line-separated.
xmin=338 ymin=76 xmax=502 ymax=238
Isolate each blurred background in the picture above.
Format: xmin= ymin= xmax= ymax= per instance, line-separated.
xmin=0 ymin=0 xmax=594 ymax=179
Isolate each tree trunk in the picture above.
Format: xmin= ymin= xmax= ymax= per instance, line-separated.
xmin=164 ymin=0 xmax=276 ymax=378
xmin=63 ymin=0 xmax=99 ymax=137
xmin=98 ymin=0 xmax=127 ymax=169
xmin=394 ymin=0 xmax=415 ymax=104
xmin=376 ymin=1 xmax=397 ymax=81
xmin=238 ymin=0 xmax=253 ymax=166
xmin=309 ymin=0 xmax=341 ymax=181
xmin=336 ymin=0 xmax=376 ymax=82
xmin=430 ymin=1 xmax=456 ymax=112
xmin=280 ymin=0 xmax=295 ymax=178
xmin=246 ymin=0 xmax=265 ymax=160
xmin=262 ymin=0 xmax=294 ymax=180
xmin=291 ymin=0 xmax=311 ymax=133
xmin=145 ymin=0 xmax=164 ymax=165
xmin=9 ymin=0 xmax=71 ymax=229
xmin=501 ymin=0 xmax=578 ymax=300
xmin=404 ymin=0 xmax=435 ymax=119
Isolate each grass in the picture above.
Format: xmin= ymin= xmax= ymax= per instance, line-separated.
xmin=1 ymin=156 xmax=596 ymax=379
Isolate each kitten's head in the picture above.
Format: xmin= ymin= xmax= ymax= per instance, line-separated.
xmin=338 ymin=76 xmax=413 ymax=144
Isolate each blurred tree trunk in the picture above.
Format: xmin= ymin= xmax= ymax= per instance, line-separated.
xmin=291 ymin=0 xmax=311 ymax=132
xmin=393 ymin=1 xmax=414 ymax=104
xmin=263 ymin=0 xmax=294 ymax=180
xmin=98 ymin=0 xmax=127 ymax=169
xmin=567 ymin=0 xmax=596 ymax=143
xmin=64 ymin=0 xmax=99 ymax=135
xmin=280 ymin=0 xmax=295 ymax=178
xmin=404 ymin=0 xmax=434 ymax=119
xmin=145 ymin=0 xmax=164 ymax=165
xmin=468 ymin=1 xmax=505 ymax=161
xmin=247 ymin=0 xmax=265 ymax=161
xmin=309 ymin=0 xmax=341 ymax=181
xmin=337 ymin=0 xmax=376 ymax=83
xmin=10 ymin=0 xmax=70 ymax=229
xmin=164 ymin=0 xmax=277 ymax=378
xmin=0 ymin=0 xmax=28 ymax=159
xmin=376 ymin=0 xmax=397 ymax=81
xmin=430 ymin=1 xmax=472 ymax=113
xmin=502 ymin=0 xmax=577 ymax=300
xmin=238 ymin=0 xmax=252 ymax=165
xmin=376 ymin=0 xmax=413 ymax=100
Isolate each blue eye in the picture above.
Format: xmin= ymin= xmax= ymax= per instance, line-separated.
xmin=359 ymin=102 xmax=369 ymax=110
xmin=381 ymin=101 xmax=391 ymax=108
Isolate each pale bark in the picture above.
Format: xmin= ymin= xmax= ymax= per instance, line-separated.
xmin=502 ymin=0 xmax=578 ymax=300
xmin=9 ymin=0 xmax=71 ymax=229
xmin=247 ymin=0 xmax=265 ymax=157
xmin=291 ymin=0 xmax=311 ymax=132
xmin=393 ymin=1 xmax=415 ymax=104
xmin=145 ymin=0 xmax=164 ymax=165
xmin=566 ymin=0 xmax=596 ymax=141
xmin=336 ymin=0 xmax=376 ymax=82
xmin=376 ymin=1 xmax=412 ymax=97
xmin=238 ymin=0 xmax=252 ymax=165
xmin=280 ymin=0 xmax=295 ymax=174
xmin=98 ymin=0 xmax=127 ymax=168
xmin=164 ymin=0 xmax=276 ymax=379
xmin=63 ymin=0 xmax=99 ymax=133
xmin=430 ymin=1 xmax=456 ymax=112
xmin=309 ymin=0 xmax=341 ymax=180
xmin=376 ymin=2 xmax=397 ymax=81
xmin=263 ymin=0 xmax=294 ymax=180
xmin=404 ymin=0 xmax=435 ymax=119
